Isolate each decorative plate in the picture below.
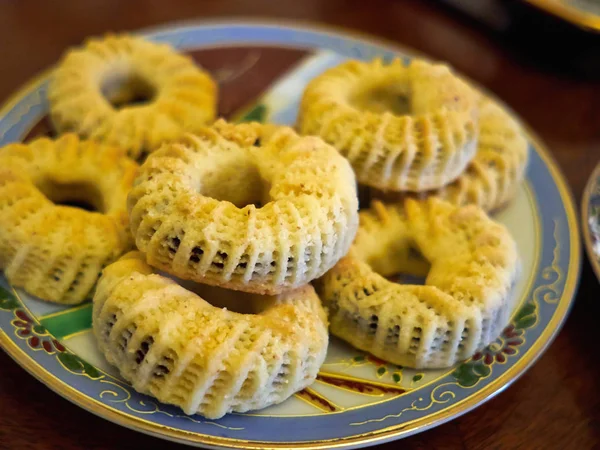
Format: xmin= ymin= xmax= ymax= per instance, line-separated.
xmin=0 ymin=21 xmax=581 ymax=449
xmin=582 ymin=162 xmax=600 ymax=282
xmin=525 ymin=0 xmax=600 ymax=32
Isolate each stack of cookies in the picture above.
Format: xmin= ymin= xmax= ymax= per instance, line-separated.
xmin=0 ymin=34 xmax=528 ymax=419
xmin=298 ymin=58 xmax=528 ymax=369
xmin=96 ymin=119 xmax=359 ymax=419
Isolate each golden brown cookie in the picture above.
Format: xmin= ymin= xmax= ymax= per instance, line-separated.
xmin=93 ymin=252 xmax=329 ymax=419
xmin=128 ymin=120 xmax=359 ymax=295
xmin=49 ymin=34 xmax=217 ymax=160
xmin=0 ymin=134 xmax=137 ymax=304
xmin=372 ymin=97 xmax=529 ymax=212
xmin=298 ymin=58 xmax=479 ymax=192
xmin=315 ymin=198 xmax=520 ymax=369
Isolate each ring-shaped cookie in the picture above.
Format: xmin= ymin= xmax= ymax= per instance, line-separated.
xmin=315 ymin=198 xmax=520 ymax=369
xmin=128 ymin=120 xmax=359 ymax=294
xmin=49 ymin=34 xmax=217 ymax=160
xmin=298 ymin=58 xmax=479 ymax=192
xmin=372 ymin=97 xmax=529 ymax=212
xmin=93 ymin=252 xmax=329 ymax=419
xmin=0 ymin=134 xmax=137 ymax=304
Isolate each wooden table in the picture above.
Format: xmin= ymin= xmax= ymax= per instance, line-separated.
xmin=0 ymin=1 xmax=599 ymax=449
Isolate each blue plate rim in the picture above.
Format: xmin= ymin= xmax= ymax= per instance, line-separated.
xmin=0 ymin=19 xmax=582 ymax=450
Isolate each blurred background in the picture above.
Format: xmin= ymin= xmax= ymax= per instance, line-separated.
xmin=0 ymin=1 xmax=598 ymax=449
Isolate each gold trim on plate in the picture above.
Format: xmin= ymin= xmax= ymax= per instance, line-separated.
xmin=0 ymin=19 xmax=582 ymax=450
xmin=582 ymin=162 xmax=600 ymax=281
xmin=525 ymin=0 xmax=600 ymax=32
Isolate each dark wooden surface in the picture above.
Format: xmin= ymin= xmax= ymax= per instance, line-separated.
xmin=0 ymin=1 xmax=599 ymax=449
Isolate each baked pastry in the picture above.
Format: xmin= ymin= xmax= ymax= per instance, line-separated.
xmin=372 ymin=97 xmax=529 ymax=212
xmin=315 ymin=198 xmax=520 ymax=369
xmin=48 ymin=34 xmax=217 ymax=160
xmin=0 ymin=134 xmax=137 ymax=304
xmin=298 ymin=58 xmax=479 ymax=192
xmin=93 ymin=251 xmax=329 ymax=419
xmin=128 ymin=120 xmax=359 ymax=295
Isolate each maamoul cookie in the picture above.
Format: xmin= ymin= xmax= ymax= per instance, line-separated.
xmin=315 ymin=198 xmax=520 ymax=369
xmin=0 ymin=134 xmax=137 ymax=304
xmin=128 ymin=120 xmax=359 ymax=295
xmin=48 ymin=34 xmax=217 ymax=160
xmin=298 ymin=58 xmax=479 ymax=192
xmin=93 ymin=252 xmax=329 ymax=419
xmin=372 ymin=97 xmax=529 ymax=212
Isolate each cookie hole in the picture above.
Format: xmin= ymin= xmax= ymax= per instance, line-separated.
xmin=355 ymin=204 xmax=432 ymax=282
xmin=367 ymin=243 xmax=429 ymax=285
xmin=196 ymin=150 xmax=271 ymax=208
xmin=100 ymin=68 xmax=156 ymax=108
xmin=350 ymin=78 xmax=411 ymax=115
xmin=36 ymin=180 xmax=104 ymax=212
xmin=386 ymin=272 xmax=427 ymax=285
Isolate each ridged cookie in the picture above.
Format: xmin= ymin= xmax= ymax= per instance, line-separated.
xmin=298 ymin=58 xmax=479 ymax=192
xmin=49 ymin=34 xmax=216 ymax=159
xmin=315 ymin=198 xmax=520 ymax=369
xmin=0 ymin=134 xmax=137 ymax=304
xmin=128 ymin=120 xmax=359 ymax=294
xmin=93 ymin=252 xmax=329 ymax=419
